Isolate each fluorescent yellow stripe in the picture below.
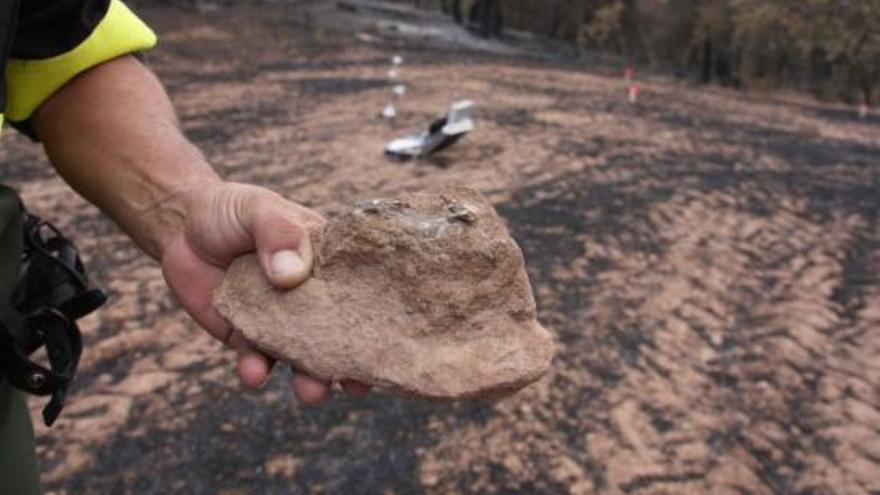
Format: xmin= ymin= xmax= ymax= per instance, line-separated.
xmin=5 ymin=0 xmax=157 ymax=122
xmin=0 ymin=114 xmax=4 ymax=137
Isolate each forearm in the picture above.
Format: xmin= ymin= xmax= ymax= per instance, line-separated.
xmin=29 ymin=53 xmax=356 ymax=402
xmin=32 ymin=55 xmax=220 ymax=260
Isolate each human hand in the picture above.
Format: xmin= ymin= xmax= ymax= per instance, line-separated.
xmin=159 ymin=181 xmax=370 ymax=404
xmin=30 ymin=56 xmax=367 ymax=403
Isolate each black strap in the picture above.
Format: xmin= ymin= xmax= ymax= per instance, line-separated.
xmin=0 ymin=207 xmax=106 ymax=426
xmin=15 ymin=214 xmax=107 ymax=320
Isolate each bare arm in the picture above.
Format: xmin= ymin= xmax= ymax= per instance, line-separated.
xmin=34 ymin=56 xmax=213 ymax=259
xmin=32 ymin=55 xmax=368 ymax=402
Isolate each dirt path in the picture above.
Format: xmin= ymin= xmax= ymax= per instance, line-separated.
xmin=1 ymin=2 xmax=878 ymax=494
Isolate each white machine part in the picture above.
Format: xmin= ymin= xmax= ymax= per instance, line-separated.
xmin=385 ymin=100 xmax=475 ymax=160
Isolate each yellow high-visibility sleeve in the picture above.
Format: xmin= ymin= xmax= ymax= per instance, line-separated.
xmin=5 ymin=0 xmax=157 ymax=122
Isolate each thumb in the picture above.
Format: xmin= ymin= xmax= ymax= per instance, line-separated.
xmin=243 ymin=196 xmax=320 ymax=289
xmin=267 ymin=248 xmax=311 ymax=289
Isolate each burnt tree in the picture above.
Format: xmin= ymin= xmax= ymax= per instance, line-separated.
xmin=468 ymin=0 xmax=503 ymax=37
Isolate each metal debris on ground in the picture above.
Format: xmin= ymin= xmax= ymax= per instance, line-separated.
xmin=385 ymin=100 xmax=476 ymax=160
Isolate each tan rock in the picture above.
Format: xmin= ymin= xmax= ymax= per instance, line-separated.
xmin=214 ymin=188 xmax=554 ymax=399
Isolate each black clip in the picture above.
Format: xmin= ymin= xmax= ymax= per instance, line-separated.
xmin=0 ymin=308 xmax=82 ymax=425
xmin=1 ymin=213 xmax=107 ymax=426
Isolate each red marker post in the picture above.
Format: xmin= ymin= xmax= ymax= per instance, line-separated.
xmin=628 ymin=84 xmax=641 ymax=105
xmin=859 ymin=102 xmax=870 ymax=120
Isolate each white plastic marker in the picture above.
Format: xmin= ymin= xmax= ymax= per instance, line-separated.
xmin=628 ymin=84 xmax=641 ymax=104
xmin=384 ymin=55 xmax=407 ymax=120
xmin=859 ymin=102 xmax=870 ymax=120
xmin=388 ymin=55 xmax=404 ymax=79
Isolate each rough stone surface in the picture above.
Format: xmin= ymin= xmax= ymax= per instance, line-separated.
xmin=214 ymin=188 xmax=554 ymax=399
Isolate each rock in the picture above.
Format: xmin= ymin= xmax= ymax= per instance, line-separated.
xmin=214 ymin=188 xmax=554 ymax=399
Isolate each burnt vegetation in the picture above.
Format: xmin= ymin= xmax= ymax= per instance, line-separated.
xmin=400 ymin=0 xmax=880 ymax=105
xmin=1 ymin=1 xmax=878 ymax=494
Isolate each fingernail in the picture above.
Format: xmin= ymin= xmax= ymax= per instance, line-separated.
xmin=270 ymin=250 xmax=306 ymax=280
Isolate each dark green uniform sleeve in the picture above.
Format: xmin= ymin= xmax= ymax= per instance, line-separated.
xmin=0 ymin=382 xmax=41 ymax=495
xmin=12 ymin=0 xmax=112 ymax=59
xmin=0 ymin=188 xmax=40 ymax=495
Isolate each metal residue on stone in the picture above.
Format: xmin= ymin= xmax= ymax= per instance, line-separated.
xmin=214 ymin=188 xmax=554 ymax=399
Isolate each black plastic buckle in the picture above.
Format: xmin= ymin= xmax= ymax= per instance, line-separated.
xmin=1 ymin=213 xmax=107 ymax=426
xmin=19 ymin=215 xmax=107 ymax=319
xmin=0 ymin=308 xmax=82 ymax=426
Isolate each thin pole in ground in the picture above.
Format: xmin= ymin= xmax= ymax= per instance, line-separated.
xmin=383 ymin=55 xmax=406 ymax=121
xmin=628 ymin=83 xmax=641 ymax=105
xmin=623 ymin=64 xmax=640 ymax=105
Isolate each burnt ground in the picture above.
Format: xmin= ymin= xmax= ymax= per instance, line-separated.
xmin=1 ymin=1 xmax=879 ymax=494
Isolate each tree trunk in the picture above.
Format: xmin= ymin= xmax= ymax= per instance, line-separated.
xmin=701 ymin=40 xmax=713 ymax=84
xmin=488 ymin=0 xmax=503 ymax=37
xmin=620 ymin=0 xmax=644 ymax=61
xmin=451 ymin=0 xmax=462 ymax=23
xmin=863 ymin=82 xmax=874 ymax=106
xmin=468 ymin=0 xmax=501 ymax=37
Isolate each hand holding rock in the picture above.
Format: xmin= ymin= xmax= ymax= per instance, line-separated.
xmin=214 ymin=188 xmax=554 ymax=400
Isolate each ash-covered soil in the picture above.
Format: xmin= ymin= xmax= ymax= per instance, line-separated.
xmin=1 ymin=2 xmax=879 ymax=494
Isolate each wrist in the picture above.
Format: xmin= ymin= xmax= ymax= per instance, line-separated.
xmin=137 ymin=167 xmax=223 ymax=261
